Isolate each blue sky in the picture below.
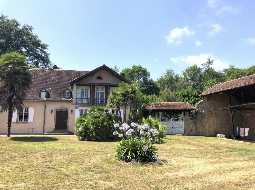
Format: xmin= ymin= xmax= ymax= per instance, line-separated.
xmin=0 ymin=0 xmax=254 ymax=79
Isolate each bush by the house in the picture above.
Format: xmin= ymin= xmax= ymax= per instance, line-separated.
xmin=142 ymin=117 xmax=166 ymax=144
xmin=76 ymin=107 xmax=119 ymax=141
xmin=116 ymin=138 xmax=158 ymax=163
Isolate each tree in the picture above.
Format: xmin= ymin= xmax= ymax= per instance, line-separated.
xmin=0 ymin=15 xmax=51 ymax=68
xmin=121 ymin=65 xmax=159 ymax=95
xmin=0 ymin=52 xmax=32 ymax=137
xmin=157 ymin=69 xmax=179 ymax=91
xmin=107 ymin=83 xmax=144 ymax=123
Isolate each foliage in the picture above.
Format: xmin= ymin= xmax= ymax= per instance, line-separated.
xmin=116 ymin=138 xmax=158 ymax=163
xmin=175 ymin=86 xmax=201 ymax=106
xmin=0 ymin=52 xmax=32 ymax=137
xmin=142 ymin=117 xmax=166 ymax=144
xmin=113 ymin=122 xmax=162 ymax=144
xmin=121 ymin=65 xmax=159 ymax=95
xmin=0 ymin=15 xmax=50 ymax=68
xmin=76 ymin=107 xmax=119 ymax=141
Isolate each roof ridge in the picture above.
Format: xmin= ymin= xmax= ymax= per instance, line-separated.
xmin=202 ymin=73 xmax=255 ymax=96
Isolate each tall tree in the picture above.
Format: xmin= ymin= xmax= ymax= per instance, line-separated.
xmin=0 ymin=52 xmax=32 ymax=137
xmin=121 ymin=65 xmax=159 ymax=95
xmin=0 ymin=15 xmax=51 ymax=68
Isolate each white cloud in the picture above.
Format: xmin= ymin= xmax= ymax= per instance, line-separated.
xmin=165 ymin=27 xmax=194 ymax=45
xmin=208 ymin=24 xmax=223 ymax=36
xmin=195 ymin=40 xmax=203 ymax=47
xmin=207 ymin=0 xmax=239 ymax=15
xmin=207 ymin=0 xmax=220 ymax=8
xmin=170 ymin=53 xmax=229 ymax=71
xmin=245 ymin=38 xmax=255 ymax=46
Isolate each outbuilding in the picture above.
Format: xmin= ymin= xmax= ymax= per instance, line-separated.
xmin=145 ymin=102 xmax=195 ymax=135
xmin=185 ymin=74 xmax=255 ymax=139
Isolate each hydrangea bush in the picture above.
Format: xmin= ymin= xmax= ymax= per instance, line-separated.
xmin=113 ymin=121 xmax=164 ymax=144
xmin=114 ymin=120 xmax=165 ymax=163
xmin=116 ymin=138 xmax=157 ymax=163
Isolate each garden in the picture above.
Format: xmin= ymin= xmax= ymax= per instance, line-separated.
xmin=76 ymin=106 xmax=166 ymax=163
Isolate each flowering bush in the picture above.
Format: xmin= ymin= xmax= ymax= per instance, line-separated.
xmin=142 ymin=117 xmax=166 ymax=144
xmin=113 ymin=122 xmax=162 ymax=163
xmin=116 ymin=138 xmax=158 ymax=162
xmin=113 ymin=121 xmax=164 ymax=144
xmin=76 ymin=107 xmax=119 ymax=141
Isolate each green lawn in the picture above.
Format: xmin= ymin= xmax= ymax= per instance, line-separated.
xmin=1 ymin=135 xmax=255 ymax=190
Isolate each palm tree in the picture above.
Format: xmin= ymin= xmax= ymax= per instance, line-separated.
xmin=0 ymin=52 xmax=31 ymax=137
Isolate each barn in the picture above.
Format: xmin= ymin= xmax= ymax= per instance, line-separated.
xmin=185 ymin=74 xmax=255 ymax=139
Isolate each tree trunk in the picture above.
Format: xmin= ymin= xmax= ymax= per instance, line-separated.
xmin=124 ymin=103 xmax=127 ymax=123
xmin=7 ymin=104 xmax=13 ymax=137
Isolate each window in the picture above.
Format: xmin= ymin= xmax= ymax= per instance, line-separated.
xmin=64 ymin=90 xmax=72 ymax=99
xmin=96 ymin=76 xmax=103 ymax=80
xmin=17 ymin=107 xmax=29 ymax=122
xmin=77 ymin=87 xmax=90 ymax=104
xmin=40 ymin=90 xmax=50 ymax=99
xmin=95 ymin=86 xmax=105 ymax=104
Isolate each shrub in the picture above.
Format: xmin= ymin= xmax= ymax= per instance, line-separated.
xmin=76 ymin=107 xmax=119 ymax=141
xmin=142 ymin=117 xmax=166 ymax=144
xmin=116 ymin=138 xmax=158 ymax=162
xmin=113 ymin=122 xmax=160 ymax=143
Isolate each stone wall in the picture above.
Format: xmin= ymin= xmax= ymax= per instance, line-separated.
xmin=184 ymin=94 xmax=234 ymax=137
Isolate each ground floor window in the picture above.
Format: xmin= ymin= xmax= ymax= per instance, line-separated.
xmin=239 ymin=128 xmax=249 ymax=137
xmin=17 ymin=107 xmax=29 ymax=122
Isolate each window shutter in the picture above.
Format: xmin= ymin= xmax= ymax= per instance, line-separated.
xmin=28 ymin=107 xmax=34 ymax=122
xmin=12 ymin=110 xmax=17 ymax=123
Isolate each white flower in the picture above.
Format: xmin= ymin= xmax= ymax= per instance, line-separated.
xmin=126 ymin=129 xmax=134 ymax=136
xmin=131 ymin=122 xmax=138 ymax=128
xmin=114 ymin=123 xmax=120 ymax=129
xmin=143 ymin=145 xmax=148 ymax=152
xmin=113 ymin=131 xmax=119 ymax=136
xmin=122 ymin=123 xmax=130 ymax=131
xmin=118 ymin=133 xmax=123 ymax=138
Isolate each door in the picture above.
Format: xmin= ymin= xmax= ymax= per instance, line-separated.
xmin=55 ymin=109 xmax=68 ymax=130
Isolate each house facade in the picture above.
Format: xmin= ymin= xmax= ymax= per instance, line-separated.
xmin=185 ymin=74 xmax=255 ymax=139
xmin=0 ymin=65 xmax=127 ymax=134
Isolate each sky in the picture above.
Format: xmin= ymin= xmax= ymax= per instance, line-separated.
xmin=0 ymin=0 xmax=254 ymax=79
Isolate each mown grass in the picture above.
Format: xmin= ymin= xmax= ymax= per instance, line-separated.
xmin=1 ymin=135 xmax=255 ymax=190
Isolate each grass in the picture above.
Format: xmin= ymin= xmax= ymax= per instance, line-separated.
xmin=1 ymin=136 xmax=255 ymax=190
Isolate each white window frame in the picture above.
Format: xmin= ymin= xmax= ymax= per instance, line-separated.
xmin=95 ymin=86 xmax=105 ymax=104
xmin=17 ymin=107 xmax=29 ymax=123
xmin=77 ymin=86 xmax=90 ymax=104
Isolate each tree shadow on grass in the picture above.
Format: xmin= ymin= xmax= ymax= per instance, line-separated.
xmin=9 ymin=136 xmax=58 ymax=142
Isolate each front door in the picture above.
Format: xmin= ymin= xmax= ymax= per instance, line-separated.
xmin=55 ymin=109 xmax=68 ymax=130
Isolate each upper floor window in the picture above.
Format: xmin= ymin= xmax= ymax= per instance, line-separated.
xmin=77 ymin=87 xmax=90 ymax=104
xmin=95 ymin=86 xmax=105 ymax=104
xmin=40 ymin=89 xmax=50 ymax=99
xmin=96 ymin=76 xmax=103 ymax=80
xmin=64 ymin=90 xmax=72 ymax=99
xmin=17 ymin=107 xmax=29 ymax=123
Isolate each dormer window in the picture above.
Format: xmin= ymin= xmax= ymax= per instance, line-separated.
xmin=96 ymin=76 xmax=103 ymax=80
xmin=40 ymin=89 xmax=50 ymax=99
xmin=64 ymin=90 xmax=72 ymax=99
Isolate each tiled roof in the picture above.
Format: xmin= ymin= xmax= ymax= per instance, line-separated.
xmin=145 ymin=102 xmax=195 ymax=111
xmin=25 ymin=69 xmax=88 ymax=100
xmin=202 ymin=74 xmax=255 ymax=96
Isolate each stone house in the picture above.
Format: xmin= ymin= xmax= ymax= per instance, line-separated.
xmin=185 ymin=74 xmax=255 ymax=139
xmin=0 ymin=65 xmax=127 ymax=134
